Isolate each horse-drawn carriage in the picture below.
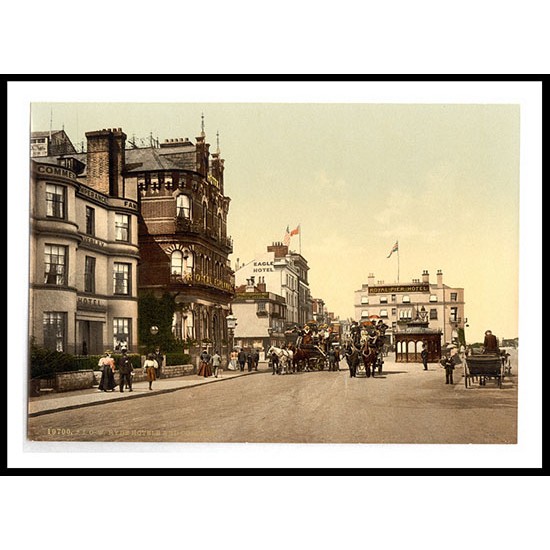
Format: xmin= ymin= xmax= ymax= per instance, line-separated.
xmin=281 ymin=322 xmax=330 ymax=372
xmin=345 ymin=319 xmax=386 ymax=378
xmin=465 ymin=353 xmax=503 ymax=388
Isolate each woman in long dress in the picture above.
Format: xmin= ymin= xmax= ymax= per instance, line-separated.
xmin=98 ymin=352 xmax=116 ymax=391
xmin=228 ymin=349 xmax=238 ymax=370
xmin=198 ymin=348 xmax=212 ymax=377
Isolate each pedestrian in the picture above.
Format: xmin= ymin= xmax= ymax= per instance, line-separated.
xmin=211 ymin=350 xmax=222 ymax=378
xmin=143 ymin=353 xmax=158 ymax=390
xmin=328 ymin=346 xmax=337 ymax=371
xmin=198 ymin=347 xmax=212 ymax=377
xmin=440 ymin=345 xmax=461 ymax=384
xmin=246 ymin=349 xmax=254 ymax=372
xmin=237 ymin=348 xmax=247 ymax=372
xmin=228 ymin=349 xmax=238 ymax=371
xmin=270 ymin=351 xmax=279 ymax=375
xmin=483 ymin=330 xmax=500 ymax=354
xmin=98 ymin=351 xmax=116 ymax=391
xmin=117 ymin=349 xmax=134 ymax=392
xmin=421 ymin=343 xmax=428 ymax=370
xmin=252 ymin=348 xmax=260 ymax=371
xmin=154 ymin=347 xmax=164 ymax=379
xmin=345 ymin=343 xmax=358 ymax=378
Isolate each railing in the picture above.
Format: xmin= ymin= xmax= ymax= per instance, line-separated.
xmin=174 ymin=217 xmax=233 ymax=253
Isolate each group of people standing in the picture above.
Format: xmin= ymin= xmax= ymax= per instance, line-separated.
xmin=98 ymin=348 xmax=163 ymax=392
xmin=198 ymin=348 xmax=223 ymax=378
xmin=197 ymin=347 xmax=261 ymax=378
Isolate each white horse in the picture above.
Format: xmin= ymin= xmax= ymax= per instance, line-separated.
xmin=267 ymin=346 xmax=294 ymax=374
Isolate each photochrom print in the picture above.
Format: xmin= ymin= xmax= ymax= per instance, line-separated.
xmin=26 ymin=97 xmax=521 ymax=447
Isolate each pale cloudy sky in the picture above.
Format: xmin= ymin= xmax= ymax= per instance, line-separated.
xmin=20 ymin=82 xmax=540 ymax=344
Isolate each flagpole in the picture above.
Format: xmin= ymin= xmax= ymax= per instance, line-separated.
xmin=299 ymin=224 xmax=302 ymax=255
xmin=397 ymin=242 xmax=400 ymax=283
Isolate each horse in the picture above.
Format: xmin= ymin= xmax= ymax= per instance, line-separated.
xmin=360 ymin=341 xmax=377 ymax=378
xmin=267 ymin=346 xmax=294 ymax=375
xmin=344 ymin=344 xmax=361 ymax=377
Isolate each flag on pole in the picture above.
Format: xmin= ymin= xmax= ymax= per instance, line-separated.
xmin=283 ymin=225 xmax=290 ymax=246
xmin=387 ymin=241 xmax=398 ymax=258
xmin=290 ymin=225 xmax=300 ymax=237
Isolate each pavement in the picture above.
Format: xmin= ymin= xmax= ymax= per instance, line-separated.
xmin=27 ymin=353 xmax=516 ymax=417
xmin=28 ymin=363 xmax=271 ymax=417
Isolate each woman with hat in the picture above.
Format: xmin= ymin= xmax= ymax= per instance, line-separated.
xmin=142 ymin=353 xmax=158 ymax=390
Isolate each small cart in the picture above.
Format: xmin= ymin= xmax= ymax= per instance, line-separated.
xmin=465 ymin=354 xmax=503 ymax=388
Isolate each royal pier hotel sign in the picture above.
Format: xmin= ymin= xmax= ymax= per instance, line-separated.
xmin=369 ymin=283 xmax=430 ymax=294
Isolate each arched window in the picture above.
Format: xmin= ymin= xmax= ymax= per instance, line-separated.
xmin=171 ymin=250 xmax=184 ymax=277
xmin=171 ymin=249 xmax=194 ymax=281
xmin=176 ymin=195 xmax=191 ymax=219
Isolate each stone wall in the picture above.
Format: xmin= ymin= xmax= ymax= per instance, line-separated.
xmin=55 ymin=370 xmax=96 ymax=392
xmin=65 ymin=365 xmax=196 ymax=392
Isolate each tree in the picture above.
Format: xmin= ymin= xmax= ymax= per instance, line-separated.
xmin=138 ymin=292 xmax=179 ymax=352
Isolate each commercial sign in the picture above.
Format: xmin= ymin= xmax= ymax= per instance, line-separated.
xmin=369 ymin=283 xmax=429 ymax=294
xmin=78 ymin=185 xmax=108 ymax=204
xmin=37 ymin=164 xmax=76 ymax=180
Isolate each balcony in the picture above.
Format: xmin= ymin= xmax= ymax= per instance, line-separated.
xmin=170 ymin=272 xmax=234 ymax=294
xmin=174 ymin=216 xmax=201 ymax=234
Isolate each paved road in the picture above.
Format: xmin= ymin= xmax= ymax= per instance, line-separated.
xmin=27 ymin=353 xmax=518 ymax=444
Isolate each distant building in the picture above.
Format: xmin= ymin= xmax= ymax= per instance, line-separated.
xmin=354 ymin=270 xmax=465 ymax=346
xmin=235 ymin=242 xmax=312 ymax=328
xmin=232 ymin=279 xmax=287 ymax=353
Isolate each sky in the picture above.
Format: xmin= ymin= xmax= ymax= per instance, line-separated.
xmin=27 ymin=99 xmax=518 ymax=342
xmin=16 ymin=82 xmax=540 ymax=347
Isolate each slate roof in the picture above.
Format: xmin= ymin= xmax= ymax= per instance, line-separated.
xmin=34 ymin=146 xmax=199 ymax=175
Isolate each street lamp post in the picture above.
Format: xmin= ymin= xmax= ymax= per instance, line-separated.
xmin=226 ymin=314 xmax=237 ymax=354
xmin=150 ymin=325 xmax=159 ymax=351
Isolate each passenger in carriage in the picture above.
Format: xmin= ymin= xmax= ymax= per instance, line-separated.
xmin=483 ymin=330 xmax=500 ymax=354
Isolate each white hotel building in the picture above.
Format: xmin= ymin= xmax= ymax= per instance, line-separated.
xmin=354 ymin=270 xmax=466 ymax=346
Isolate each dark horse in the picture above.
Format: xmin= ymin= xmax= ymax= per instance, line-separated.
xmin=360 ymin=341 xmax=378 ymax=378
xmin=345 ymin=344 xmax=360 ymax=377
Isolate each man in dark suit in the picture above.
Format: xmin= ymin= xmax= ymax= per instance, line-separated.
xmin=237 ymin=349 xmax=247 ymax=372
xmin=117 ymin=350 xmax=134 ymax=392
xmin=483 ymin=330 xmax=499 ymax=354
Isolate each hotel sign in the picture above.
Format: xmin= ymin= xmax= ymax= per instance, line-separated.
xmin=37 ymin=164 xmax=76 ymax=180
xmin=77 ymin=296 xmax=106 ymax=310
xmin=253 ymin=260 xmax=274 ymax=273
xmin=370 ymin=283 xmax=429 ymax=294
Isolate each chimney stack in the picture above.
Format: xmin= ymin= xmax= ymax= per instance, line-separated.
xmin=437 ymin=269 xmax=443 ymax=287
xmin=85 ymin=128 xmax=126 ymax=197
xmin=422 ymin=270 xmax=430 ymax=284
